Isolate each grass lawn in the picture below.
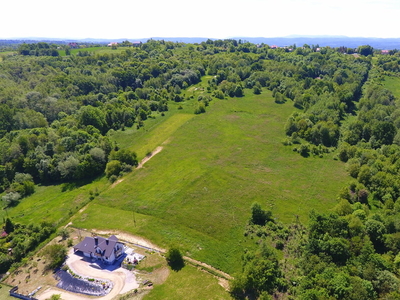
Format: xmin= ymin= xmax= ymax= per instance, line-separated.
xmin=0 ymin=284 xmax=14 ymax=299
xmin=144 ymin=265 xmax=231 ymax=300
xmin=73 ymin=89 xmax=350 ymax=274
xmin=383 ymin=76 xmax=400 ymax=98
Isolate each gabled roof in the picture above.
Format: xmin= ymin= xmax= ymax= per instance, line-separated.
xmin=109 ymin=235 xmax=118 ymax=241
xmin=74 ymin=235 xmax=122 ymax=258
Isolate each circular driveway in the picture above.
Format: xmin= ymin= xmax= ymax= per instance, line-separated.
xmin=37 ymin=249 xmax=139 ymax=300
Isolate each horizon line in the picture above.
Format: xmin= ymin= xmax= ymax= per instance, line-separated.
xmin=3 ymin=35 xmax=400 ymax=41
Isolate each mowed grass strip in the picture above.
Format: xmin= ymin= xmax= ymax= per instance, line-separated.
xmin=81 ymin=89 xmax=349 ymax=274
xmin=144 ymin=265 xmax=231 ymax=300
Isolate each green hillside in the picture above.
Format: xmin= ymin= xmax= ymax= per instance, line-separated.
xmin=72 ymin=89 xmax=349 ymax=274
xmin=3 ymin=40 xmax=400 ymax=299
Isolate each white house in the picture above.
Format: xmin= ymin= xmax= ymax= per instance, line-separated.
xmin=74 ymin=235 xmax=124 ymax=264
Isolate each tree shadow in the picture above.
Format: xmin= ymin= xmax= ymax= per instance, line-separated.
xmin=166 ymin=248 xmax=185 ymax=271
xmin=169 ymin=259 xmax=185 ymax=271
xmin=300 ymin=151 xmax=310 ymax=158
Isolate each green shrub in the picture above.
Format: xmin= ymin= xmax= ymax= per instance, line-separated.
xmin=194 ymin=102 xmax=206 ymax=114
xmin=44 ymin=244 xmax=67 ymax=270
xmin=105 ymin=160 xmax=122 ymax=178
xmin=109 ymin=175 xmax=118 ymax=183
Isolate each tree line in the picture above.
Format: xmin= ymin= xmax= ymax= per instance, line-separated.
xmin=231 ymin=203 xmax=400 ymax=299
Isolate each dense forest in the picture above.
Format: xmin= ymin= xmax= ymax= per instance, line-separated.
xmin=1 ymin=39 xmax=400 ymax=299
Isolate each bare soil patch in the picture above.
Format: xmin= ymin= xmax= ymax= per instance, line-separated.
xmin=137 ymin=146 xmax=163 ymax=169
xmin=93 ymin=230 xmax=165 ymax=252
xmin=4 ymin=238 xmax=67 ymax=297
xmin=111 ymin=178 xmax=125 ymax=188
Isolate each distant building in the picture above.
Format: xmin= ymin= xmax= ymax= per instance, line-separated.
xmin=74 ymin=235 xmax=124 ymax=264
xmin=132 ymin=41 xmax=142 ymax=47
xmin=381 ymin=50 xmax=390 ymax=55
xmin=270 ymin=45 xmax=278 ymax=49
xmin=68 ymin=42 xmax=79 ymax=48
xmin=108 ymin=42 xmax=118 ymax=47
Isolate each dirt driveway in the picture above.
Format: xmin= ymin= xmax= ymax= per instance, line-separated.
xmin=37 ymin=249 xmax=139 ymax=300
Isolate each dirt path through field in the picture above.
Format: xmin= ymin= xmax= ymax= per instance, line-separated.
xmin=110 ymin=145 xmax=164 ymax=188
xmin=93 ymin=229 xmax=165 ymax=252
xmin=137 ymin=146 xmax=163 ymax=169
xmin=91 ymin=229 xmax=233 ymax=280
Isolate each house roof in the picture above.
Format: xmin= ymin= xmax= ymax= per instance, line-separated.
xmin=74 ymin=235 xmax=122 ymax=258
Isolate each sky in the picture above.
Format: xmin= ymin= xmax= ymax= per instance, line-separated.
xmin=1 ymin=0 xmax=400 ymax=39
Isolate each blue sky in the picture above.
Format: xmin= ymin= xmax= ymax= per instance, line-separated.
xmin=1 ymin=0 xmax=399 ymax=39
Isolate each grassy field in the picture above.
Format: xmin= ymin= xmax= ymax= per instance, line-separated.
xmin=0 ymin=284 xmax=14 ymax=299
xmin=59 ymin=46 xmax=129 ymax=56
xmin=111 ymin=113 xmax=195 ymax=160
xmin=0 ymin=177 xmax=107 ymax=225
xmin=0 ymin=84 xmax=351 ymax=298
xmin=110 ymin=76 xmax=212 ymax=159
xmin=144 ymin=265 xmax=230 ymax=300
xmin=383 ymin=76 xmax=400 ymax=98
xmin=0 ymin=84 xmax=204 ymax=225
xmin=72 ymin=89 xmax=350 ymax=274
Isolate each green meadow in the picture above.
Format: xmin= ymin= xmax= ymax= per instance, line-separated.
xmin=72 ymin=89 xmax=350 ymax=274
xmin=144 ymin=265 xmax=230 ymax=300
xmin=59 ymin=46 xmax=128 ymax=56
xmin=111 ymin=113 xmax=195 ymax=160
xmin=0 ymin=177 xmax=107 ymax=225
xmin=0 ymin=85 xmax=351 ymax=298
xmin=383 ymin=76 xmax=400 ymax=98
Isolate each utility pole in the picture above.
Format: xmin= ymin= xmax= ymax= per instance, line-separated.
xmin=131 ymin=201 xmax=136 ymax=227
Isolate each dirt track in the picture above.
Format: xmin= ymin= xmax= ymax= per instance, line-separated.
xmin=110 ymin=146 xmax=164 ymax=189
xmin=91 ymin=230 xmax=232 ymax=280
xmin=137 ymin=146 xmax=163 ymax=169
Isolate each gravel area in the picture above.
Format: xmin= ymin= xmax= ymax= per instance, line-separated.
xmin=37 ymin=248 xmax=139 ymax=300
